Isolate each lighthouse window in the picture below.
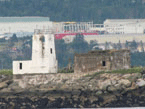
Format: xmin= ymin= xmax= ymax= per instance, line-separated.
xmin=40 ymin=36 xmax=45 ymax=42
xmin=50 ymin=48 xmax=52 ymax=54
xmin=19 ymin=63 xmax=22 ymax=70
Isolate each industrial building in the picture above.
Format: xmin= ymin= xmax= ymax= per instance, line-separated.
xmin=104 ymin=19 xmax=145 ymax=34
xmin=0 ymin=17 xmax=52 ymax=35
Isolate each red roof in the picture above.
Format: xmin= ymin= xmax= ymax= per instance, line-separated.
xmin=55 ymin=32 xmax=98 ymax=39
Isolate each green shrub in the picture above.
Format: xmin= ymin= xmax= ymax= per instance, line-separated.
xmin=110 ymin=67 xmax=142 ymax=74
xmin=0 ymin=69 xmax=12 ymax=75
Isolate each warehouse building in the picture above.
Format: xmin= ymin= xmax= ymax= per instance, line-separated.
xmin=104 ymin=19 xmax=145 ymax=34
xmin=0 ymin=17 xmax=52 ymax=35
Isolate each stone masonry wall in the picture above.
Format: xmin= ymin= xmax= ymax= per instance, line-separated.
xmin=74 ymin=49 xmax=130 ymax=73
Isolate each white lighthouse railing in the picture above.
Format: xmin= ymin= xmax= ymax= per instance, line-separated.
xmin=34 ymin=28 xmax=54 ymax=34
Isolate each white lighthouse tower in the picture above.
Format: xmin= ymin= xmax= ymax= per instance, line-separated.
xmin=13 ymin=29 xmax=58 ymax=74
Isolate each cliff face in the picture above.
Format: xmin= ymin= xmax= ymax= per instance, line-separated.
xmin=0 ymin=70 xmax=145 ymax=108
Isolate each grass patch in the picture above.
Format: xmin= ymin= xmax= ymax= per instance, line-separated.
xmin=86 ymin=67 xmax=142 ymax=78
xmin=107 ymin=67 xmax=142 ymax=74
xmin=0 ymin=69 xmax=13 ymax=75
xmin=58 ymin=69 xmax=74 ymax=73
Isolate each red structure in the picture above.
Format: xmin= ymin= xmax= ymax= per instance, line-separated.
xmin=55 ymin=32 xmax=99 ymax=39
xmin=53 ymin=22 xmax=103 ymax=39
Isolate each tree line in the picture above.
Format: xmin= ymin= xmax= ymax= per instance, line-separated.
xmin=0 ymin=33 xmax=144 ymax=69
xmin=0 ymin=0 xmax=145 ymax=23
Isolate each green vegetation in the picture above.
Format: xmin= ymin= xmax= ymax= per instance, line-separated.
xmin=131 ymin=52 xmax=145 ymax=67
xmin=86 ymin=67 xmax=143 ymax=77
xmin=1 ymin=33 xmax=145 ymax=70
xmin=56 ymin=34 xmax=91 ymax=68
xmin=0 ymin=33 xmax=145 ymax=70
xmin=0 ymin=0 xmax=145 ymax=23
xmin=108 ymin=67 xmax=142 ymax=74
xmin=0 ymin=69 xmax=12 ymax=75
xmin=58 ymin=68 xmax=74 ymax=73
xmin=0 ymin=34 xmax=32 ymax=70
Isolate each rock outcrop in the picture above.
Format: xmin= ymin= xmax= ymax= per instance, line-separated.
xmin=0 ymin=71 xmax=144 ymax=108
xmin=0 ymin=86 xmax=144 ymax=108
xmin=11 ymin=72 xmax=144 ymax=94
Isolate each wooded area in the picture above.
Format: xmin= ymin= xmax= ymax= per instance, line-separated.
xmin=0 ymin=0 xmax=145 ymax=23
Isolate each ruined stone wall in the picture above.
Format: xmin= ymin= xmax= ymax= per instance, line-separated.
xmin=110 ymin=50 xmax=130 ymax=70
xmin=74 ymin=50 xmax=130 ymax=73
xmin=74 ymin=54 xmax=110 ymax=73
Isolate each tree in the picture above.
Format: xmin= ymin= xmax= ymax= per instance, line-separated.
xmin=70 ymin=33 xmax=89 ymax=53
xmin=55 ymin=39 xmax=68 ymax=68
xmin=105 ymin=41 xmax=109 ymax=50
xmin=89 ymin=40 xmax=99 ymax=50
xmin=11 ymin=34 xmax=18 ymax=42
xmin=0 ymin=38 xmax=6 ymax=42
xmin=131 ymin=40 xmax=138 ymax=49
xmin=125 ymin=40 xmax=128 ymax=49
xmin=21 ymin=39 xmax=32 ymax=60
xmin=0 ymin=0 xmax=145 ymax=23
xmin=117 ymin=40 xmax=122 ymax=50
xmin=8 ymin=41 xmax=14 ymax=48
xmin=140 ymin=40 xmax=144 ymax=52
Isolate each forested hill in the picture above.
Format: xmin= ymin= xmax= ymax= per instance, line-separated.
xmin=0 ymin=0 xmax=145 ymax=23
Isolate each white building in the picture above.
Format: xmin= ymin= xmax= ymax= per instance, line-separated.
xmin=0 ymin=17 xmax=52 ymax=35
xmin=13 ymin=29 xmax=58 ymax=74
xmin=104 ymin=19 xmax=145 ymax=34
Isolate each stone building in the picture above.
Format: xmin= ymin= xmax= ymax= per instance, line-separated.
xmin=74 ymin=49 xmax=130 ymax=73
xmin=13 ymin=29 xmax=58 ymax=74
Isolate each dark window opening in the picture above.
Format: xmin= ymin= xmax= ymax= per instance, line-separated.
xmin=50 ymin=48 xmax=52 ymax=54
xmin=19 ymin=63 xmax=22 ymax=69
xmin=40 ymin=36 xmax=45 ymax=42
xmin=102 ymin=61 xmax=106 ymax=66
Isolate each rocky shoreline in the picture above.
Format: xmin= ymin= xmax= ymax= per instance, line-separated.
xmin=0 ymin=86 xmax=144 ymax=108
xmin=0 ymin=71 xmax=145 ymax=108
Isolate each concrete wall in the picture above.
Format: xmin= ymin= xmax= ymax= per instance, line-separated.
xmin=74 ymin=49 xmax=130 ymax=73
xmin=13 ymin=61 xmax=32 ymax=75
xmin=13 ymin=60 xmax=57 ymax=74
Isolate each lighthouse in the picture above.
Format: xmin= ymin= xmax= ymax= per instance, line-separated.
xmin=13 ymin=29 xmax=58 ymax=74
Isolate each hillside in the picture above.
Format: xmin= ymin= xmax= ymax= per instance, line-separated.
xmin=0 ymin=0 xmax=145 ymax=23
